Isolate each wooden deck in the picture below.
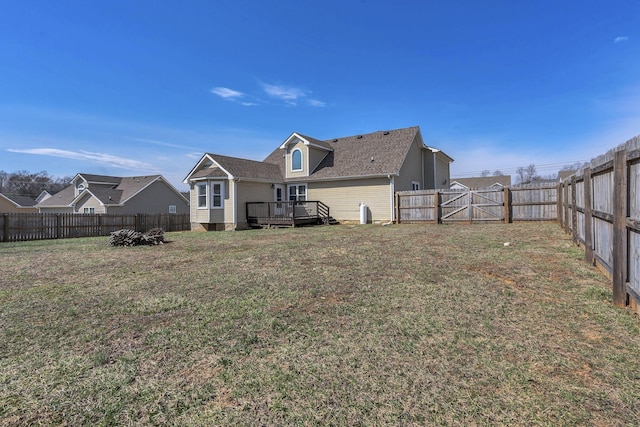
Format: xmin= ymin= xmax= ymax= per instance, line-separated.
xmin=246 ymin=201 xmax=330 ymax=228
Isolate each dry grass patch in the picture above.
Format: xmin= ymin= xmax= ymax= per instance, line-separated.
xmin=1 ymin=222 xmax=639 ymax=426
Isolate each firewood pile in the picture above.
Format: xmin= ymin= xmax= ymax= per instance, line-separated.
xmin=109 ymin=228 xmax=165 ymax=246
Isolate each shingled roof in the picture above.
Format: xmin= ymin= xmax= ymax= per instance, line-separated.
xmin=185 ymin=153 xmax=284 ymax=182
xmin=37 ymin=174 xmax=175 ymax=207
xmin=0 ymin=193 xmax=37 ymax=207
xmin=264 ymin=126 xmax=422 ymax=181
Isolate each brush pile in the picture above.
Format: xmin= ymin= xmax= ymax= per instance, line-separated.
xmin=109 ymin=228 xmax=165 ymax=246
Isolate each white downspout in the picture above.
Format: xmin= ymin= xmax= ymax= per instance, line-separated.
xmin=433 ymin=153 xmax=437 ymax=189
xmin=232 ymin=179 xmax=238 ymax=230
xmin=389 ymin=175 xmax=395 ymax=222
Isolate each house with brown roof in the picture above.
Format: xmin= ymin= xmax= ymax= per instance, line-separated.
xmin=37 ymin=173 xmax=189 ymax=214
xmin=184 ymin=126 xmax=453 ymax=230
xmin=0 ymin=193 xmax=38 ymax=213
xmin=450 ymin=175 xmax=512 ymax=190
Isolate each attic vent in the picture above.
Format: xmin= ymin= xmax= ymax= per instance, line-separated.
xmin=357 ymin=135 xmax=363 ymax=139
xmin=383 ymin=131 xmax=389 ymax=135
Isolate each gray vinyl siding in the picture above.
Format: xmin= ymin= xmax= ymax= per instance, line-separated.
xmin=435 ymin=153 xmax=451 ymax=190
xmin=110 ymin=180 xmax=189 ymax=214
xmin=308 ymin=146 xmax=329 ymax=173
xmin=423 ymin=151 xmax=435 ymax=189
xmin=395 ymin=134 xmax=425 ymax=191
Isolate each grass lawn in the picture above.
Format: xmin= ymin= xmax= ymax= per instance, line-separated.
xmin=1 ymin=222 xmax=639 ymax=426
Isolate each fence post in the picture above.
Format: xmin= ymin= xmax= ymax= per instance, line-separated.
xmin=612 ymin=149 xmax=628 ymax=307
xmin=583 ymin=167 xmax=594 ymax=265
xmin=563 ymin=182 xmax=570 ymax=234
xmin=56 ymin=214 xmax=61 ymax=239
xmin=2 ymin=214 xmax=8 ymax=242
xmin=503 ymin=187 xmax=511 ymax=224
xmin=556 ymin=183 xmax=563 ymax=226
xmin=395 ymin=192 xmax=400 ymax=224
xmin=468 ymin=191 xmax=473 ymax=223
xmin=434 ymin=191 xmax=440 ymax=224
xmin=571 ymin=175 xmax=578 ymax=245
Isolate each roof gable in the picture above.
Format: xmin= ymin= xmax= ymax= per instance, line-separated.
xmin=279 ymin=132 xmax=334 ymax=151
xmin=265 ymin=126 xmax=425 ymax=181
xmin=0 ymin=193 xmax=37 ymax=207
xmin=184 ymin=153 xmax=283 ymax=183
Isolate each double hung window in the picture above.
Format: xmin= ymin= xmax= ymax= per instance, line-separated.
xmin=288 ymin=184 xmax=307 ymax=202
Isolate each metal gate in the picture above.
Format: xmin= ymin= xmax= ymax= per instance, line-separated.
xmin=440 ymin=189 xmax=505 ymax=223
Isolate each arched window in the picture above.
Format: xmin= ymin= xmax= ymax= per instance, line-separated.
xmin=292 ymin=149 xmax=302 ymax=171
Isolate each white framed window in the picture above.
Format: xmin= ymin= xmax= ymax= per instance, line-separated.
xmin=197 ymin=183 xmax=207 ymax=208
xmin=169 ymin=205 xmax=177 ymax=214
xmin=288 ymin=184 xmax=307 ymax=202
xmin=412 ymin=181 xmax=421 ymax=191
xmin=83 ymin=207 xmax=95 ymax=214
xmin=291 ymin=148 xmax=303 ymax=171
xmin=211 ymin=181 xmax=223 ymax=208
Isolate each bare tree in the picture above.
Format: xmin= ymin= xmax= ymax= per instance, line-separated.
xmin=516 ymin=164 xmax=539 ymax=184
xmin=493 ymin=170 xmax=504 ymax=176
xmin=560 ymin=161 xmax=589 ymax=171
xmin=0 ymin=170 xmax=72 ymax=198
xmin=480 ymin=170 xmax=491 ymax=177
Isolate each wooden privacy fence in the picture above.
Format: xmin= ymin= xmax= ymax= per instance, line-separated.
xmin=0 ymin=213 xmax=191 ymax=243
xmin=559 ymin=135 xmax=640 ymax=311
xmin=396 ymin=183 xmax=558 ymax=224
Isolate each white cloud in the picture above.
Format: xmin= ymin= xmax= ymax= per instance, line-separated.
xmin=308 ymin=99 xmax=326 ymax=107
xmin=6 ymin=148 xmax=154 ymax=170
xmin=261 ymin=83 xmax=308 ymax=105
xmin=210 ymin=87 xmax=244 ymax=99
xmin=614 ymin=36 xmax=629 ymax=44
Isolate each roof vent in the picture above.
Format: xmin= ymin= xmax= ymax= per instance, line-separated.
xmin=357 ymin=135 xmax=363 ymax=139
xmin=332 ymin=138 xmax=338 ymax=142
xmin=370 ymin=156 xmax=374 ymax=162
xmin=383 ymin=131 xmax=389 ymax=135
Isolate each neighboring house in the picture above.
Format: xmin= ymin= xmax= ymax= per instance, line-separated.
xmin=184 ymin=126 xmax=453 ymax=230
xmin=557 ymin=170 xmax=576 ymax=182
xmin=37 ymin=173 xmax=189 ymax=214
xmin=0 ymin=193 xmax=38 ymax=213
xmin=450 ymin=175 xmax=512 ymax=190
xmin=35 ymin=190 xmax=52 ymax=204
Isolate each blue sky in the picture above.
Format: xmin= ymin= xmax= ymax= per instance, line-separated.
xmin=1 ymin=1 xmax=639 ymax=190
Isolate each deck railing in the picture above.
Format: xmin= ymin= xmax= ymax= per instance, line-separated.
xmin=246 ymin=201 xmax=329 ymax=227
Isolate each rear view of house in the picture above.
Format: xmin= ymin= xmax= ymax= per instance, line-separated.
xmin=184 ymin=126 xmax=453 ymax=230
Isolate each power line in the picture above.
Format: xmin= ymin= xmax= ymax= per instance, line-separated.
xmin=453 ymin=159 xmax=590 ymax=177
